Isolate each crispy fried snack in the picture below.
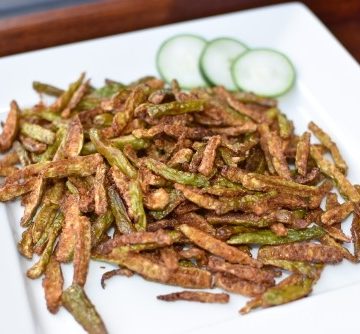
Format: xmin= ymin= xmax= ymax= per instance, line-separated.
xmin=157 ymin=291 xmax=229 ymax=303
xmin=2 ymin=75 xmax=359 ymax=330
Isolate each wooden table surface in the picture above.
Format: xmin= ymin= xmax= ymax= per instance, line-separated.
xmin=0 ymin=0 xmax=359 ymax=62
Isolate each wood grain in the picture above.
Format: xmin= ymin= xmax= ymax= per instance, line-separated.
xmin=0 ymin=0 xmax=359 ymax=61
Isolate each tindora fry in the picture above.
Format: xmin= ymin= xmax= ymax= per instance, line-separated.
xmin=95 ymin=250 xmax=171 ymax=283
xmin=18 ymin=227 xmax=34 ymax=259
xmin=59 ymin=115 xmax=84 ymax=158
xmin=208 ymin=256 xmax=275 ymax=284
xmin=157 ymin=291 xmax=229 ymax=303
xmin=320 ymin=234 xmax=357 ymax=263
xmin=2 ymin=74 xmax=360 ymax=331
xmin=0 ymin=101 xmax=20 ymax=152
xmin=19 ymin=135 xmax=47 ymax=153
xmin=160 ymin=247 xmax=179 ymax=271
xmin=267 ymin=130 xmax=291 ymax=179
xmin=101 ymin=268 xmax=134 ymax=288
xmin=146 ymin=158 xmax=209 ymax=187
xmin=149 ymin=189 xmax=184 ymax=220
xmin=52 ymin=73 xmax=85 ymax=113
xmin=20 ymin=177 xmax=45 ymax=227
xmin=27 ymin=211 xmax=63 ymax=279
xmin=146 ymin=100 xmax=205 ymax=118
xmin=20 ymin=122 xmax=55 ymax=145
xmin=309 ymin=121 xmax=348 ymax=174
xmin=277 ymin=112 xmax=293 ymax=139
xmin=321 ymin=201 xmax=354 ymax=225
xmin=91 ymin=210 xmax=114 ymax=248
xmin=144 ymin=188 xmax=170 ymax=210
xmin=56 ymin=194 xmax=80 ymax=262
xmin=258 ymin=242 xmax=344 ymax=263
xmin=198 ymin=135 xmax=221 ymax=176
xmin=73 ymin=216 xmax=91 ymax=287
xmin=0 ymin=177 xmax=39 ymax=201
xmin=61 ymin=79 xmax=89 ymax=118
xmin=33 ymin=81 xmax=64 ymax=97
xmin=0 ymin=150 xmax=19 ymax=167
xmin=94 ymin=163 xmax=108 ymax=215
xmin=222 ymin=167 xmax=320 ymax=196
xmin=261 ymin=259 xmax=323 ymax=278
xmin=214 ymin=272 xmax=268 ymax=297
xmin=166 ymin=266 xmax=212 ymax=289
xmin=351 ymin=214 xmax=360 ymax=259
xmin=107 ymin=185 xmax=135 ymax=234
xmin=13 ymin=140 xmax=31 ymax=166
xmin=295 ymin=131 xmax=311 ymax=176
xmin=42 ymin=256 xmax=63 ymax=314
xmin=310 ymin=146 xmax=360 ymax=202
xmin=97 ymin=229 xmax=172 ymax=254
xmin=179 ymin=224 xmax=261 ymax=267
xmin=62 ymin=284 xmax=107 ymax=334
xmin=176 ymin=212 xmax=216 ymax=235
xmin=129 ymin=179 xmax=147 ymax=231
xmin=227 ymin=227 xmax=325 ymax=245
xmin=89 ymin=128 xmax=137 ymax=178
xmin=240 ymin=274 xmax=313 ymax=314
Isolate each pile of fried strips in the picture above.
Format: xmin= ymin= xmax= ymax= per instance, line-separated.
xmin=0 ymin=74 xmax=359 ymax=334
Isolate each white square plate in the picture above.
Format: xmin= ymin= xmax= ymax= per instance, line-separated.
xmin=1 ymin=2 xmax=360 ymax=333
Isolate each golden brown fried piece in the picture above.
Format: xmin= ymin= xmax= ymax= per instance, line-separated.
xmin=214 ymin=273 xmax=267 ymax=297
xmin=178 ymin=247 xmax=208 ymax=266
xmin=94 ymin=163 xmax=108 ymax=215
xmin=179 ymin=224 xmax=261 ymax=267
xmin=267 ymin=129 xmax=291 ymax=179
xmin=96 ymin=250 xmax=171 ymax=283
xmin=166 ymin=266 xmax=212 ymax=289
xmin=198 ymin=135 xmax=221 ymax=176
xmin=160 ymin=247 xmax=179 ymax=271
xmin=0 ymin=150 xmax=19 ymax=167
xmin=68 ymin=176 xmax=95 ymax=213
xmin=0 ymin=101 xmax=20 ymax=152
xmin=321 ymin=201 xmax=353 ymax=225
xmin=176 ymin=212 xmax=216 ymax=235
xmin=310 ymin=146 xmax=359 ymax=202
xmin=19 ymin=135 xmax=47 ymax=153
xmin=295 ymin=131 xmax=311 ymax=176
xmin=97 ymin=229 xmax=172 ymax=254
xmin=56 ymin=194 xmax=81 ymax=262
xmin=73 ymin=216 xmax=91 ymax=286
xmin=101 ymin=268 xmax=134 ymax=289
xmin=258 ymin=242 xmax=344 ymax=263
xmin=157 ymin=291 xmax=229 ymax=303
xmin=61 ymin=79 xmax=89 ymax=118
xmin=42 ymin=256 xmax=63 ymax=314
xmin=351 ymin=214 xmax=360 ymax=260
xmin=20 ymin=177 xmax=45 ymax=227
xmin=144 ymin=188 xmax=169 ymax=210
xmin=0 ymin=177 xmax=39 ymax=201
xmin=61 ymin=115 xmax=84 ymax=158
xmin=270 ymin=223 xmax=288 ymax=236
xmin=309 ymin=121 xmax=348 ymax=174
xmin=207 ymin=256 xmax=274 ymax=284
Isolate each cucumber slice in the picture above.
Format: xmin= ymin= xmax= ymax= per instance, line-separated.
xmin=156 ymin=34 xmax=207 ymax=89
xmin=231 ymin=48 xmax=296 ymax=97
xmin=200 ymin=38 xmax=247 ymax=90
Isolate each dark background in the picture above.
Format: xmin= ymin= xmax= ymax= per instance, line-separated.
xmin=0 ymin=0 xmax=359 ymax=61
